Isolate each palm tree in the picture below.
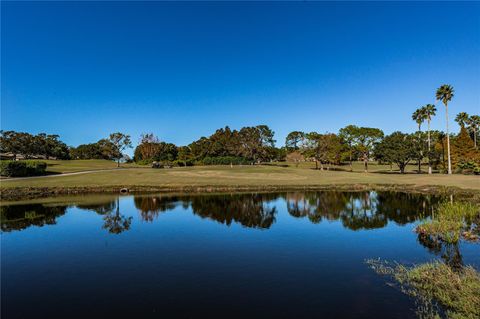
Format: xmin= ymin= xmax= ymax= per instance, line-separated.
xmin=466 ymin=115 xmax=480 ymax=148
xmin=436 ymin=84 xmax=454 ymax=174
xmin=412 ymin=108 xmax=427 ymax=173
xmin=455 ymin=112 xmax=469 ymax=128
xmin=412 ymin=108 xmax=426 ymax=132
xmin=422 ymin=104 xmax=437 ymax=174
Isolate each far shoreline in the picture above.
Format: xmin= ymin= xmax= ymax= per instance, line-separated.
xmin=2 ymin=183 xmax=480 ymax=203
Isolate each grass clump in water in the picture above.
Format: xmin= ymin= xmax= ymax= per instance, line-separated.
xmin=366 ymin=259 xmax=480 ymax=319
xmin=416 ymin=202 xmax=479 ymax=244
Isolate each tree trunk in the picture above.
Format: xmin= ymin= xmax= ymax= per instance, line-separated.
xmin=445 ymin=103 xmax=452 ymax=174
xmin=315 ymin=160 xmax=318 ymax=170
xmin=474 ymin=128 xmax=477 ymax=148
xmin=418 ymin=123 xmax=422 ymax=174
xmin=427 ymin=119 xmax=432 ymax=174
xmin=117 ymin=159 xmax=120 ymax=168
xmin=349 ymin=151 xmax=353 ymax=172
xmin=363 ymin=155 xmax=368 ymax=173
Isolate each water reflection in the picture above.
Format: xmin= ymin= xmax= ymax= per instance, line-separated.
xmin=285 ymin=191 xmax=437 ymax=230
xmin=1 ymin=191 xmax=440 ymax=233
xmin=3 ymin=191 xmax=477 ymax=319
xmin=417 ymin=234 xmax=464 ymax=269
xmin=187 ymin=193 xmax=278 ymax=229
xmin=134 ymin=195 xmax=184 ymax=222
xmin=0 ymin=204 xmax=68 ymax=232
xmin=102 ymin=198 xmax=132 ymax=234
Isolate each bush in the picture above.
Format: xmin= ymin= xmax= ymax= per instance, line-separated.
xmin=26 ymin=161 xmax=47 ymax=176
xmin=173 ymin=159 xmax=194 ymax=167
xmin=457 ymin=161 xmax=480 ymax=175
xmin=0 ymin=160 xmax=47 ymax=177
xmin=136 ymin=159 xmax=154 ymax=166
xmin=202 ymin=156 xmax=250 ymax=165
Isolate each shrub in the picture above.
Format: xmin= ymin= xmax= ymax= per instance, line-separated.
xmin=173 ymin=159 xmax=194 ymax=167
xmin=26 ymin=161 xmax=47 ymax=176
xmin=0 ymin=160 xmax=47 ymax=177
xmin=457 ymin=161 xmax=480 ymax=175
xmin=202 ymin=156 xmax=250 ymax=165
xmin=136 ymin=159 xmax=154 ymax=166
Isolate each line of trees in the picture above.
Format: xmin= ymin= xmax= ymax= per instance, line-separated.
xmin=134 ymin=125 xmax=280 ymax=166
xmin=1 ymin=85 xmax=479 ymax=174
xmin=0 ymin=131 xmax=70 ymax=160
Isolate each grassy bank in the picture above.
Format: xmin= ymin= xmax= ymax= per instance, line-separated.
xmin=367 ymin=259 xmax=480 ymax=319
xmin=1 ymin=161 xmax=479 ymax=201
xmin=416 ymin=202 xmax=480 ymax=243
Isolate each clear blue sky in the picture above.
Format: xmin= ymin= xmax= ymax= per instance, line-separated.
xmin=2 ymin=1 xmax=479 ymax=150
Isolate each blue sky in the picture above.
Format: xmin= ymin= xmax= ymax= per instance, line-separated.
xmin=2 ymin=1 xmax=479 ymax=150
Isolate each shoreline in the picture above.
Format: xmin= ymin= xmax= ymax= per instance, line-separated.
xmin=2 ymin=183 xmax=480 ymax=202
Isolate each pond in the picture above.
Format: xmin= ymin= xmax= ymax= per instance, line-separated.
xmin=1 ymin=191 xmax=479 ymax=319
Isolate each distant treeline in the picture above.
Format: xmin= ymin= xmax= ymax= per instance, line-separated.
xmin=1 ymin=112 xmax=479 ymax=174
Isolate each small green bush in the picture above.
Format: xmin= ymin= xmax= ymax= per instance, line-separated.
xmin=0 ymin=160 xmax=47 ymax=177
xmin=136 ymin=159 xmax=154 ymax=166
xmin=457 ymin=161 xmax=480 ymax=175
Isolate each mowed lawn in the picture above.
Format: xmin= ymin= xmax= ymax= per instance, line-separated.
xmin=38 ymin=159 xmax=143 ymax=173
xmin=1 ymin=160 xmax=479 ymax=191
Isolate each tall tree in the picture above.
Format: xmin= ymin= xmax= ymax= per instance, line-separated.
xmin=338 ymin=125 xmax=358 ymax=171
xmin=108 ymin=132 xmax=132 ymax=167
xmin=436 ymin=84 xmax=454 ymax=174
xmin=466 ymin=115 xmax=480 ymax=148
xmin=177 ymin=146 xmax=192 ymax=167
xmin=0 ymin=131 xmax=24 ymax=160
xmin=285 ymin=131 xmax=305 ymax=151
xmin=422 ymin=104 xmax=437 ymax=174
xmin=412 ymin=108 xmax=427 ymax=173
xmin=374 ymin=132 xmax=416 ymax=174
xmin=351 ymin=127 xmax=384 ymax=172
xmin=455 ymin=112 xmax=469 ymax=128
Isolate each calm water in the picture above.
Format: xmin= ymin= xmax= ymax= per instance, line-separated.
xmin=1 ymin=191 xmax=479 ymax=319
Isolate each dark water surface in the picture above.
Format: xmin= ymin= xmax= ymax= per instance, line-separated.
xmin=1 ymin=191 xmax=479 ymax=319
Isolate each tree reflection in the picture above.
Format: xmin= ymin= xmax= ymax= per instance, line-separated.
xmin=417 ymin=234 xmax=464 ymax=270
xmin=77 ymin=201 xmax=116 ymax=215
xmin=187 ymin=193 xmax=277 ymax=229
xmin=133 ymin=195 xmax=179 ymax=222
xmin=342 ymin=192 xmax=387 ymax=230
xmin=285 ymin=191 xmax=439 ymax=230
xmin=286 ymin=192 xmax=349 ymax=224
xmin=102 ymin=198 xmax=132 ymax=234
xmin=0 ymin=204 xmax=68 ymax=232
xmin=1 ymin=191 xmax=442 ymax=235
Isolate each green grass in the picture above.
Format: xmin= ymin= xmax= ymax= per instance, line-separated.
xmin=29 ymin=159 xmax=437 ymax=175
xmin=37 ymin=159 xmax=142 ymax=173
xmin=416 ymin=202 xmax=480 ymax=244
xmin=366 ymin=259 xmax=480 ymax=319
xmin=1 ymin=161 xmax=480 ymax=190
xmin=274 ymin=160 xmax=428 ymax=173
